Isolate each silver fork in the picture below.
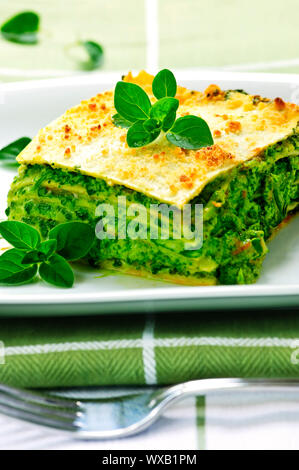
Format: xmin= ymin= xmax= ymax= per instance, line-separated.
xmin=1 ymin=378 xmax=299 ymax=440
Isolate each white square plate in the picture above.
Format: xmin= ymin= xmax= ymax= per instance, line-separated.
xmin=1 ymin=70 xmax=299 ymax=316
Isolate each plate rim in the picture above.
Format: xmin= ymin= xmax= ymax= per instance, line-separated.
xmin=1 ymin=284 xmax=299 ymax=305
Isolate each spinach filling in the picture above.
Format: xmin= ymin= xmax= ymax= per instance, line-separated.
xmin=6 ymin=132 xmax=299 ymax=284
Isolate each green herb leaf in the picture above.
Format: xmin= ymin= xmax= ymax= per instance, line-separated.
xmin=39 ymin=239 xmax=57 ymax=259
xmin=126 ymin=121 xmax=160 ymax=148
xmin=112 ymin=114 xmax=132 ymax=129
xmin=143 ymin=118 xmax=161 ymax=133
xmin=21 ymin=239 xmax=57 ymax=265
xmin=1 ymin=11 xmax=39 ymax=45
xmin=152 ymin=69 xmax=177 ymax=99
xmin=49 ymin=222 xmax=94 ymax=261
xmin=39 ymin=254 xmax=74 ymax=288
xmin=0 ymin=137 xmax=31 ymax=166
xmin=114 ymin=81 xmax=151 ymax=123
xmin=80 ymin=40 xmax=104 ymax=71
xmin=166 ymin=115 xmax=214 ymax=150
xmin=0 ymin=249 xmax=38 ymax=285
xmin=21 ymin=250 xmax=44 ymax=265
xmin=0 ymin=221 xmax=41 ymax=250
xmin=150 ymin=97 xmax=179 ymax=132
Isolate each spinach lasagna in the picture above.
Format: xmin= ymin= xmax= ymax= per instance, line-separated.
xmin=6 ymin=72 xmax=299 ymax=285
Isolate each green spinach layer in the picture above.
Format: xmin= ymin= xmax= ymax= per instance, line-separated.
xmin=6 ymin=133 xmax=299 ymax=284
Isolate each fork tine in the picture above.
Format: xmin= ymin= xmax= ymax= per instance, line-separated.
xmin=0 ymin=391 xmax=81 ymax=421
xmin=0 ymin=402 xmax=78 ymax=432
xmin=0 ymin=384 xmax=79 ymax=410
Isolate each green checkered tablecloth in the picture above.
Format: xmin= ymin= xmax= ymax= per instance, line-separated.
xmin=1 ymin=310 xmax=299 ymax=389
xmin=1 ymin=307 xmax=299 ymax=449
xmin=0 ymin=0 xmax=299 ymax=82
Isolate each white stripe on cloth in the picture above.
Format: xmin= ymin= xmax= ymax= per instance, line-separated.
xmin=224 ymin=58 xmax=299 ymax=72
xmin=145 ymin=0 xmax=159 ymax=72
xmin=0 ymin=67 xmax=79 ymax=77
xmin=142 ymin=316 xmax=157 ymax=385
xmin=4 ymin=340 xmax=143 ymax=355
xmin=3 ymin=336 xmax=299 ymax=357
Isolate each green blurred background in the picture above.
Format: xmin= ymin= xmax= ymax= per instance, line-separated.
xmin=0 ymin=0 xmax=298 ymax=82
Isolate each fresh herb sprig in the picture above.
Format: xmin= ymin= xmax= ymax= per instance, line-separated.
xmin=113 ymin=69 xmax=214 ymax=150
xmin=0 ymin=221 xmax=95 ymax=288
xmin=0 ymin=137 xmax=31 ymax=167
xmin=80 ymin=40 xmax=104 ymax=70
xmin=66 ymin=40 xmax=104 ymax=71
xmin=0 ymin=11 xmax=39 ymax=45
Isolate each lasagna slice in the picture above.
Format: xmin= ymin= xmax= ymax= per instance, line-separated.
xmin=6 ymin=71 xmax=299 ymax=285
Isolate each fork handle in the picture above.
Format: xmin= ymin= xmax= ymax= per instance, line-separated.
xmin=151 ymin=378 xmax=299 ymax=409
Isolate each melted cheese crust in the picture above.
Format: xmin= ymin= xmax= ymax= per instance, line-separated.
xmin=17 ymin=71 xmax=299 ymax=208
